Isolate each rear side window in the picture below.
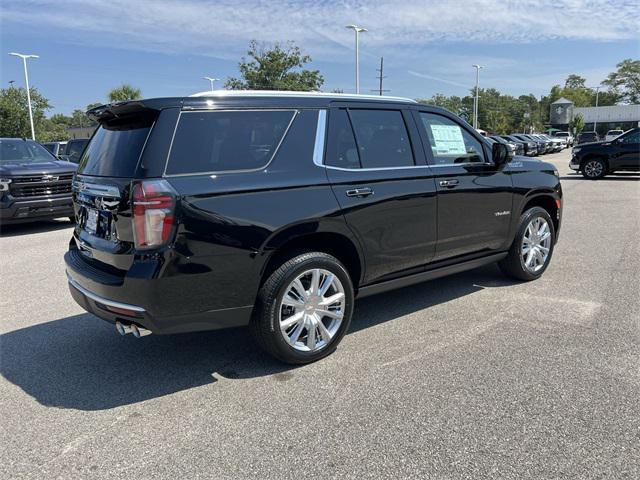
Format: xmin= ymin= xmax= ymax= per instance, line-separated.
xmin=166 ymin=110 xmax=295 ymax=175
xmin=349 ymin=110 xmax=414 ymax=168
xmin=78 ymin=116 xmax=154 ymax=177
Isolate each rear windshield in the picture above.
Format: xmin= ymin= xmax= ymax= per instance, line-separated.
xmin=77 ymin=116 xmax=154 ymax=177
xmin=0 ymin=139 xmax=55 ymax=164
xmin=165 ymin=110 xmax=295 ymax=175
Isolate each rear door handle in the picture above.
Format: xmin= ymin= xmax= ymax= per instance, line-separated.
xmin=439 ymin=179 xmax=459 ymax=188
xmin=346 ymin=187 xmax=374 ymax=198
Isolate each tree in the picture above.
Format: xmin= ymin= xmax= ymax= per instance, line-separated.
xmin=225 ymin=40 xmax=324 ymax=91
xmin=107 ymin=84 xmax=142 ymax=102
xmin=565 ymin=74 xmax=587 ymax=89
xmin=0 ymin=86 xmax=52 ymax=139
xmin=602 ymin=59 xmax=640 ymax=104
xmin=569 ymin=113 xmax=585 ymax=135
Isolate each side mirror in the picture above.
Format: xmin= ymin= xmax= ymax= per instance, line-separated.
xmin=492 ymin=142 xmax=511 ymax=166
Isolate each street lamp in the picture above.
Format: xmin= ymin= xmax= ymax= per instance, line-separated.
xmin=587 ymin=85 xmax=601 ymax=133
xmin=345 ymin=24 xmax=367 ymax=94
xmin=472 ymin=64 xmax=484 ymax=129
xmin=203 ymin=76 xmax=219 ymax=92
xmin=8 ymin=52 xmax=39 ymax=140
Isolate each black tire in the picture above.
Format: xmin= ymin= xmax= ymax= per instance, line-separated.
xmin=499 ymin=206 xmax=555 ymax=281
xmin=250 ymin=251 xmax=354 ymax=364
xmin=581 ymin=157 xmax=607 ymax=179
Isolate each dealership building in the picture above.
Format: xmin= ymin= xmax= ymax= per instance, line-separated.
xmin=550 ymin=98 xmax=640 ymax=135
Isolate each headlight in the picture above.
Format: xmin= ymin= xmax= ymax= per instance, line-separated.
xmin=572 ymin=147 xmax=581 ymax=154
xmin=0 ymin=178 xmax=12 ymax=192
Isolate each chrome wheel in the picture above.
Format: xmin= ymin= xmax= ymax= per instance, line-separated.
xmin=279 ymin=268 xmax=345 ymax=352
xmin=584 ymin=160 xmax=604 ymax=178
xmin=522 ymin=217 xmax=552 ymax=273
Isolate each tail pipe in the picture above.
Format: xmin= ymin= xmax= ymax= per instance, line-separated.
xmin=115 ymin=321 xmax=152 ymax=338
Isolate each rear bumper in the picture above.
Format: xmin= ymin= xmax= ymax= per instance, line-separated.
xmin=0 ymin=194 xmax=74 ymax=224
xmin=65 ymin=249 xmax=253 ymax=334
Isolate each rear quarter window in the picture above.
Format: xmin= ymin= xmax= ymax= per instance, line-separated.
xmin=165 ymin=110 xmax=295 ymax=175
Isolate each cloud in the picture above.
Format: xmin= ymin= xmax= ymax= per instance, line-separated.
xmin=2 ymin=0 xmax=639 ymax=60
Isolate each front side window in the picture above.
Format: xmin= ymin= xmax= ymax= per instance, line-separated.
xmin=166 ymin=110 xmax=295 ymax=175
xmin=418 ymin=112 xmax=485 ymax=165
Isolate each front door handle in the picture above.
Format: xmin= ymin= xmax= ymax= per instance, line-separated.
xmin=346 ymin=187 xmax=374 ymax=198
xmin=439 ymin=179 xmax=459 ymax=188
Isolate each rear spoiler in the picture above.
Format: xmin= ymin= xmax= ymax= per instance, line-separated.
xmin=87 ymin=101 xmax=156 ymax=123
xmin=86 ymin=98 xmax=184 ymax=123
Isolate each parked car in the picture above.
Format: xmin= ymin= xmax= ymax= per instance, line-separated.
xmin=490 ymin=135 xmax=523 ymax=156
xmin=553 ymin=131 xmax=573 ymax=146
xmin=62 ymin=138 xmax=90 ymax=164
xmin=0 ymin=138 xmax=76 ymax=224
xmin=530 ymin=134 xmax=555 ymax=153
xmin=576 ymin=131 xmax=599 ymax=144
xmin=570 ymin=128 xmax=640 ymax=179
xmin=65 ymin=92 xmax=562 ymax=364
xmin=604 ymin=129 xmax=624 ymax=142
xmin=500 ymin=135 xmax=535 ymax=156
xmin=42 ymin=141 xmax=68 ymax=158
xmin=512 ymin=134 xmax=543 ymax=155
xmin=537 ymin=134 xmax=564 ymax=152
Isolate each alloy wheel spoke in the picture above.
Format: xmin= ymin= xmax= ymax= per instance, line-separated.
xmin=288 ymin=322 xmax=304 ymax=345
xmin=292 ymin=278 xmax=308 ymax=299
xmin=320 ymin=309 xmax=343 ymax=320
xmin=309 ymin=269 xmax=321 ymax=295
xmin=282 ymin=294 xmax=304 ymax=308
xmin=320 ymin=292 xmax=344 ymax=307
xmin=280 ymin=311 xmax=304 ymax=330
xmin=316 ymin=319 xmax=333 ymax=343
xmin=318 ymin=273 xmax=334 ymax=296
xmin=306 ymin=323 xmax=317 ymax=349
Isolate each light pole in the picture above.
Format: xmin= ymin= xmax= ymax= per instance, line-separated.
xmin=588 ymin=86 xmax=601 ymax=133
xmin=472 ymin=64 xmax=483 ymax=129
xmin=345 ymin=24 xmax=367 ymax=94
xmin=8 ymin=52 xmax=39 ymax=140
xmin=203 ymin=76 xmax=219 ymax=92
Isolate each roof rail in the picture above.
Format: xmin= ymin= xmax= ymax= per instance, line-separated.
xmin=189 ymin=89 xmax=417 ymax=103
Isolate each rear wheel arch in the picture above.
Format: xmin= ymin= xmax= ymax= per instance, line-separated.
xmin=260 ymin=231 xmax=363 ymax=291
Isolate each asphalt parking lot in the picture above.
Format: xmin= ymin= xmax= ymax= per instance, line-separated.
xmin=1 ymin=150 xmax=638 ymax=479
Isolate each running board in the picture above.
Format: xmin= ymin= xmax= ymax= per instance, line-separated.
xmin=356 ymin=252 xmax=508 ymax=299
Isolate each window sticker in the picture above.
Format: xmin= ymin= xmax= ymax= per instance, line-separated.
xmin=430 ymin=124 xmax=467 ymax=155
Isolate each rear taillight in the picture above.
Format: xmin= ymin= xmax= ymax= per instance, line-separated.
xmin=132 ymin=179 xmax=176 ymax=250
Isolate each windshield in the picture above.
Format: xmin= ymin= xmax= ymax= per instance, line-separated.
xmin=0 ymin=139 xmax=56 ymax=164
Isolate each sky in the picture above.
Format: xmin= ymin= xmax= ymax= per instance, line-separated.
xmin=1 ymin=0 xmax=639 ymax=115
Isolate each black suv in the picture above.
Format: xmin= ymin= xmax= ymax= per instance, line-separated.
xmin=0 ymin=138 xmax=76 ymax=224
xmin=64 ymin=92 xmax=562 ymax=364
xmin=570 ymin=127 xmax=640 ymax=179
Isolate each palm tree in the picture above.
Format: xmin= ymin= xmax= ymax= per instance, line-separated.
xmin=107 ymin=84 xmax=142 ymax=103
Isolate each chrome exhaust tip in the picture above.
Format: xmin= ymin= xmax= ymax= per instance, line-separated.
xmin=131 ymin=324 xmax=152 ymax=338
xmin=115 ymin=321 xmax=132 ymax=336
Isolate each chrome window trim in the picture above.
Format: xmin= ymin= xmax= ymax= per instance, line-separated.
xmin=323 ymin=164 xmax=432 ymax=172
xmin=316 ymin=107 xmax=430 ymax=172
xmin=163 ymin=109 xmax=298 ymax=177
xmin=312 ymin=110 xmax=327 ymax=167
xmin=67 ymin=273 xmax=146 ymax=313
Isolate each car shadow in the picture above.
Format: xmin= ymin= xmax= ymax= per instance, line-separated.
xmin=0 ymin=218 xmax=74 ymax=237
xmin=560 ymin=173 xmax=639 ymax=181
xmin=1 ymin=264 xmax=515 ymax=411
